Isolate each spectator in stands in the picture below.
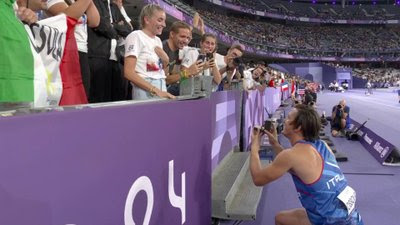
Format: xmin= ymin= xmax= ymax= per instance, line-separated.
xmin=112 ymin=0 xmax=133 ymax=100
xmin=331 ymin=99 xmax=350 ymax=137
xmin=181 ymin=33 xmax=222 ymax=92
xmin=113 ymin=0 xmax=133 ymax=30
xmin=17 ymin=0 xmax=101 ymax=102
xmin=163 ymin=21 xmax=204 ymax=96
xmin=192 ymin=12 xmax=205 ymax=35
xmin=215 ymin=44 xmax=244 ymax=81
xmin=62 ymin=0 xmax=100 ymax=100
xmin=197 ymin=8 xmax=400 ymax=59
xmin=15 ymin=0 xmax=39 ymax=24
xmin=242 ymin=66 xmax=264 ymax=91
xmin=16 ymin=0 xmax=45 ymax=15
xmin=250 ymin=104 xmax=363 ymax=225
xmin=290 ymin=78 xmax=297 ymax=99
xmin=88 ymin=0 xmax=132 ymax=102
xmin=124 ymin=4 xmax=174 ymax=100
xmin=268 ymin=75 xmax=276 ymax=88
xmin=45 ymin=0 xmax=93 ymax=19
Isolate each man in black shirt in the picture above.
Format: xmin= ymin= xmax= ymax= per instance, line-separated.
xmin=162 ymin=21 xmax=203 ymax=95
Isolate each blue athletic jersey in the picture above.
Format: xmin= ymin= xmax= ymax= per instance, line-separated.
xmin=291 ymin=140 xmax=363 ymax=225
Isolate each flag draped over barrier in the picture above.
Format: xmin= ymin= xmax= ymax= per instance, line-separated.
xmin=0 ymin=7 xmax=87 ymax=107
xmin=26 ymin=14 xmax=88 ymax=106
xmin=0 ymin=0 xmax=36 ymax=104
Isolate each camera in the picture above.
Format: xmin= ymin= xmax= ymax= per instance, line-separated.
xmin=337 ymin=104 xmax=342 ymax=109
xmin=263 ymin=119 xmax=274 ymax=132
xmin=232 ymin=57 xmax=243 ymax=67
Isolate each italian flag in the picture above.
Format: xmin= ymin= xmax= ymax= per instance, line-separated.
xmin=0 ymin=5 xmax=87 ymax=107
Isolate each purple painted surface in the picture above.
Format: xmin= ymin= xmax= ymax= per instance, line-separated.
xmin=210 ymin=91 xmax=241 ymax=171
xmin=264 ymin=88 xmax=282 ymax=118
xmin=349 ymin=119 xmax=395 ymax=164
xmin=243 ymin=90 xmax=263 ymax=151
xmin=243 ymin=88 xmax=282 ymax=151
xmin=352 ymin=76 xmax=368 ymax=88
xmin=0 ymin=100 xmax=212 ymax=225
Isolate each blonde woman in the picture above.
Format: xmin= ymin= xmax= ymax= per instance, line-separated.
xmin=124 ymin=4 xmax=174 ymax=100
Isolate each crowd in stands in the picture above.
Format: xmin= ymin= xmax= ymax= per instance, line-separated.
xmin=327 ymin=62 xmax=400 ymax=87
xmin=221 ymin=0 xmax=400 ymax=20
xmin=353 ymin=67 xmax=400 ymax=87
xmin=1 ymin=0 xmax=303 ymax=111
xmin=198 ymin=9 xmax=400 ymax=58
xmin=2 ymin=0 xmax=399 ymax=111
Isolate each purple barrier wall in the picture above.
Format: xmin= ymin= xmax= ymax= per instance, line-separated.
xmin=281 ymin=85 xmax=291 ymax=101
xmin=210 ymin=91 xmax=242 ymax=171
xmin=349 ymin=119 xmax=395 ymax=164
xmin=0 ymin=100 xmax=212 ymax=225
xmin=264 ymin=88 xmax=282 ymax=118
xmin=242 ymin=91 xmax=264 ymax=152
xmin=353 ymin=76 xmax=368 ymax=89
xmin=242 ymin=88 xmax=282 ymax=151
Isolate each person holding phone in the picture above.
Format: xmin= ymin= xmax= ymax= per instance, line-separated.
xmin=162 ymin=21 xmax=205 ymax=96
xmin=250 ymin=104 xmax=363 ymax=225
xmin=181 ymin=33 xmax=221 ymax=91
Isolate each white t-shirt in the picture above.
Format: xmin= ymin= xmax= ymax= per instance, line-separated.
xmin=215 ymin=53 xmax=236 ymax=80
xmin=125 ymin=30 xmax=165 ymax=79
xmin=243 ymin=69 xmax=256 ymax=90
xmin=181 ymin=48 xmax=218 ymax=91
xmin=47 ymin=0 xmax=88 ymax=53
xmin=179 ymin=46 xmax=192 ymax=62
xmin=215 ymin=53 xmax=226 ymax=77
xmin=75 ymin=15 xmax=88 ymax=53
xmin=181 ymin=47 xmax=200 ymax=69
xmin=182 ymin=48 xmax=216 ymax=76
